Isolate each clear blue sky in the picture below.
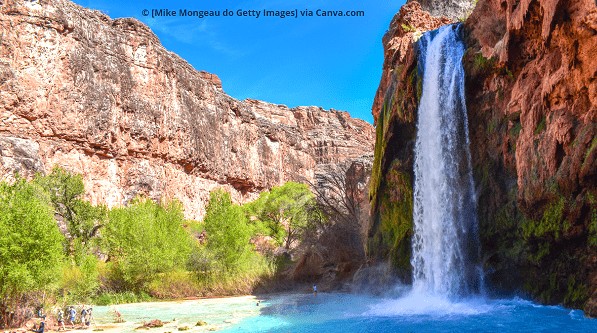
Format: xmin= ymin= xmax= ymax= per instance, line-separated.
xmin=72 ymin=0 xmax=406 ymax=123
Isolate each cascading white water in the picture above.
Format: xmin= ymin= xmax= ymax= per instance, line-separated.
xmin=411 ymin=24 xmax=483 ymax=297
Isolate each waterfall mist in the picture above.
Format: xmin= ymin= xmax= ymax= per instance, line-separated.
xmin=411 ymin=23 xmax=484 ymax=297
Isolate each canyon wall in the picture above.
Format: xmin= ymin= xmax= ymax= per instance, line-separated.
xmin=0 ymin=0 xmax=374 ymax=220
xmin=369 ymin=0 xmax=596 ymax=315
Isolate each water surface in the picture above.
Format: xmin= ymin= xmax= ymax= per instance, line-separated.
xmin=93 ymin=293 xmax=596 ymax=333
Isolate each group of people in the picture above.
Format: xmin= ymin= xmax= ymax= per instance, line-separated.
xmin=63 ymin=305 xmax=93 ymax=329
xmin=31 ymin=305 xmax=93 ymax=332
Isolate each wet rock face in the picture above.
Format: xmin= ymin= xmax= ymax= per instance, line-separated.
xmin=368 ymin=0 xmax=451 ymax=281
xmin=0 ymin=0 xmax=374 ymax=219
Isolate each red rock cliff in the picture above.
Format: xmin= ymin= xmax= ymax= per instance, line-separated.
xmin=464 ymin=0 xmax=596 ymax=316
xmin=0 ymin=0 xmax=374 ymax=220
xmin=369 ymin=0 xmax=596 ymax=316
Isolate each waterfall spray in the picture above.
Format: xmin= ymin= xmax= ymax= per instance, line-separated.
xmin=411 ymin=24 xmax=483 ymax=297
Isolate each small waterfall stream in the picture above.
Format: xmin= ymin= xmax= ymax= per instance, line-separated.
xmin=411 ymin=24 xmax=483 ymax=297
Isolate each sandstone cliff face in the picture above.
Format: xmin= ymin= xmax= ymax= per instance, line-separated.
xmin=0 ymin=0 xmax=374 ymax=220
xmin=369 ymin=0 xmax=596 ymax=316
xmin=464 ymin=0 xmax=596 ymax=316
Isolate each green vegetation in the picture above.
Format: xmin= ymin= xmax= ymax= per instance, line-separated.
xmin=400 ymin=23 xmax=416 ymax=33
xmin=587 ymin=192 xmax=597 ymax=247
xmin=0 ymin=179 xmax=64 ymax=327
xmin=93 ymin=291 xmax=152 ymax=306
xmin=472 ymin=53 xmax=496 ymax=74
xmin=103 ymin=199 xmax=194 ymax=291
xmin=197 ymin=190 xmax=263 ymax=278
xmin=522 ymin=197 xmax=568 ymax=241
xmin=35 ymin=167 xmax=107 ymax=255
xmin=0 ymin=168 xmax=327 ymax=328
xmin=534 ymin=116 xmax=547 ymax=135
xmin=370 ymin=98 xmax=394 ymax=208
xmin=368 ymin=65 xmax=421 ymax=277
xmin=248 ymin=182 xmax=317 ymax=250
xmin=583 ymin=137 xmax=597 ymax=171
xmin=372 ymin=162 xmax=413 ymax=273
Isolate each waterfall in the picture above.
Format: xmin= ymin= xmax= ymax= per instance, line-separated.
xmin=411 ymin=24 xmax=483 ymax=297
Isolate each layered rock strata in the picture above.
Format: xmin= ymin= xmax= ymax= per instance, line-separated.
xmin=0 ymin=0 xmax=374 ymax=220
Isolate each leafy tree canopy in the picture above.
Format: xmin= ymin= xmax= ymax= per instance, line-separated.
xmin=248 ymin=182 xmax=318 ymax=249
xmin=202 ymin=190 xmax=254 ymax=274
xmin=34 ymin=167 xmax=107 ymax=257
xmin=103 ymin=198 xmax=193 ymax=289
xmin=0 ymin=179 xmax=64 ymax=305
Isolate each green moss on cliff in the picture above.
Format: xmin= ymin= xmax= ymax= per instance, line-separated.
xmin=534 ymin=116 xmax=546 ymax=135
xmin=583 ymin=137 xmax=597 ymax=170
xmin=480 ymin=179 xmax=591 ymax=307
xmin=368 ymin=65 xmax=420 ymax=277
xmin=522 ymin=197 xmax=568 ymax=241
xmin=368 ymin=161 xmax=413 ymax=280
xmin=370 ymin=98 xmax=393 ymax=207
xmin=380 ymin=163 xmax=413 ymax=272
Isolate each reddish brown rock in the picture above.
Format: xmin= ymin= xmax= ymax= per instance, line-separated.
xmin=370 ymin=0 xmax=596 ymax=316
xmin=372 ymin=1 xmax=452 ymax=122
xmin=464 ymin=0 xmax=596 ymax=316
xmin=0 ymin=0 xmax=374 ymax=220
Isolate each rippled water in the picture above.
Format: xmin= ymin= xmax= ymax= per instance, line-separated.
xmin=93 ymin=292 xmax=596 ymax=333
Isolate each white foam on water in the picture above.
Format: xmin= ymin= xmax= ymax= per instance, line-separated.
xmin=364 ymin=290 xmax=494 ymax=318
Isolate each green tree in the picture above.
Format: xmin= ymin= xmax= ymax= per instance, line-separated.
xmin=249 ymin=182 xmax=317 ymax=250
xmin=0 ymin=179 xmax=64 ymax=328
xmin=103 ymin=198 xmax=193 ymax=290
xmin=34 ymin=167 xmax=107 ymax=257
xmin=202 ymin=190 xmax=254 ymax=274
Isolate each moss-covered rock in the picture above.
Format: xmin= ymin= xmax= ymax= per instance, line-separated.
xmin=368 ymin=63 xmax=421 ymax=280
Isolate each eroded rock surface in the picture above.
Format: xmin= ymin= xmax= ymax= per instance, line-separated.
xmin=464 ymin=0 xmax=596 ymax=316
xmin=0 ymin=0 xmax=374 ymax=220
xmin=369 ymin=0 xmax=596 ymax=316
xmin=411 ymin=0 xmax=477 ymax=21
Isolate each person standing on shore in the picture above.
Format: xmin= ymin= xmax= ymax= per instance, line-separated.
xmin=81 ymin=307 xmax=88 ymax=326
xmin=313 ymin=284 xmax=317 ymax=296
xmin=56 ymin=309 xmax=65 ymax=331
xmin=86 ymin=307 xmax=93 ymax=327
xmin=68 ymin=306 xmax=76 ymax=328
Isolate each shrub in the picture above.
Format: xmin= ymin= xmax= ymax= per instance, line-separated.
xmin=102 ymin=198 xmax=194 ymax=291
xmin=59 ymin=254 xmax=100 ymax=302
